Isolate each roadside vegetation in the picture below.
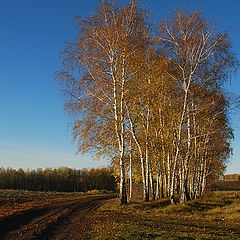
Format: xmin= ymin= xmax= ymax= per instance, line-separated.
xmin=90 ymin=191 xmax=240 ymax=239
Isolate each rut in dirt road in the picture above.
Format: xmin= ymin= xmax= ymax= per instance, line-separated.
xmin=1 ymin=195 xmax=115 ymax=240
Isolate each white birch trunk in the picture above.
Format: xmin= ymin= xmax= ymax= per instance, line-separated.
xmin=129 ymin=141 xmax=133 ymax=201
xmin=126 ymin=106 xmax=148 ymax=201
xmin=112 ymin=59 xmax=127 ymax=204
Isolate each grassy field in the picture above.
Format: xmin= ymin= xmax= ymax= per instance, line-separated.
xmin=90 ymin=191 xmax=240 ymax=240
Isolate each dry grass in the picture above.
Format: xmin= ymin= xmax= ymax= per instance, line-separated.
xmin=89 ymin=191 xmax=240 ymax=239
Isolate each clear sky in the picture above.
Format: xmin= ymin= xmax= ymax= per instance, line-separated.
xmin=0 ymin=0 xmax=239 ymax=173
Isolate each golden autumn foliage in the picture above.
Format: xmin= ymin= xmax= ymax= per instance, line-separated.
xmin=57 ymin=1 xmax=239 ymax=203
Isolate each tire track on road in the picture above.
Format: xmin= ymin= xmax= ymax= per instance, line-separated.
xmin=1 ymin=195 xmax=115 ymax=240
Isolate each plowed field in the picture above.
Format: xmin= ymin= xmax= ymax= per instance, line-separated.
xmin=0 ymin=190 xmax=115 ymax=240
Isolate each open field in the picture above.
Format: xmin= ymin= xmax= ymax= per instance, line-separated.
xmin=1 ymin=190 xmax=240 ymax=239
xmin=0 ymin=190 xmax=115 ymax=239
xmin=211 ymin=181 xmax=240 ymax=191
xmin=90 ymin=191 xmax=240 ymax=240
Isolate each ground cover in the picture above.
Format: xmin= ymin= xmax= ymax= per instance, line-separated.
xmin=90 ymin=191 xmax=240 ymax=239
xmin=0 ymin=189 xmax=240 ymax=239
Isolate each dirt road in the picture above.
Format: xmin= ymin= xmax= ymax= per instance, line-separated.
xmin=0 ymin=195 xmax=115 ymax=240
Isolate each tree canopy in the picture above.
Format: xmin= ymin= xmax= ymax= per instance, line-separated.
xmin=57 ymin=1 xmax=238 ymax=204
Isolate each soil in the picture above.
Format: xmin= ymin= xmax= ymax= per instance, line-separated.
xmin=0 ymin=194 xmax=115 ymax=240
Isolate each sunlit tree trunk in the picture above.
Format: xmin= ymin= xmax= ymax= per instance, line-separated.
xmin=129 ymin=140 xmax=133 ymax=201
xmin=126 ymin=106 xmax=148 ymax=201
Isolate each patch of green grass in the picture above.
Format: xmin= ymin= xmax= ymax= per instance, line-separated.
xmin=87 ymin=189 xmax=116 ymax=195
xmin=90 ymin=191 xmax=240 ymax=240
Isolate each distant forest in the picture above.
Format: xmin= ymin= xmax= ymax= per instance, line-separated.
xmin=0 ymin=167 xmax=116 ymax=192
xmin=223 ymin=174 xmax=240 ymax=181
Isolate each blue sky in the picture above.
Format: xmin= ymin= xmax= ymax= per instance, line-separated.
xmin=0 ymin=0 xmax=239 ymax=173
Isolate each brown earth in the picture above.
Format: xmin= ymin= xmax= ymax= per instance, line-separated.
xmin=210 ymin=180 xmax=240 ymax=191
xmin=0 ymin=194 xmax=116 ymax=240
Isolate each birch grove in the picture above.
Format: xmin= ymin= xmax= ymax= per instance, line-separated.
xmin=58 ymin=1 xmax=238 ymax=204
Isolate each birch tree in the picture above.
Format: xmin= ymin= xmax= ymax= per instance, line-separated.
xmin=57 ymin=3 xmax=238 ymax=204
xmin=57 ymin=0 xmax=149 ymax=204
xmin=157 ymin=8 xmax=238 ymax=203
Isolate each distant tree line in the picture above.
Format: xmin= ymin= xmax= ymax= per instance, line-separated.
xmin=0 ymin=167 xmax=116 ymax=192
xmin=223 ymin=174 xmax=240 ymax=181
